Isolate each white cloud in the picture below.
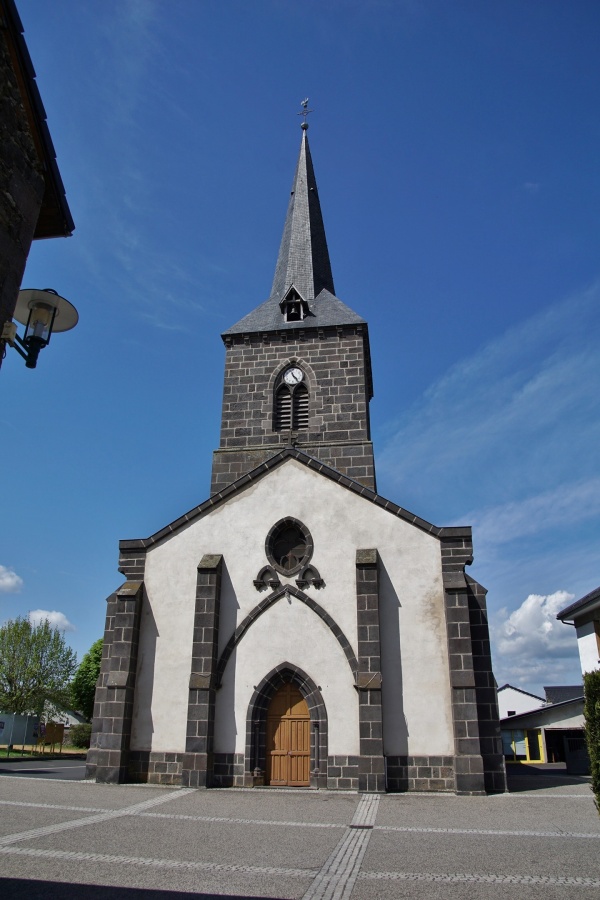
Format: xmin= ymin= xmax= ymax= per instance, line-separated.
xmin=490 ymin=591 xmax=583 ymax=693
xmin=0 ymin=565 xmax=23 ymax=594
xmin=28 ymin=610 xmax=76 ymax=632
xmin=495 ymin=591 xmax=575 ymax=658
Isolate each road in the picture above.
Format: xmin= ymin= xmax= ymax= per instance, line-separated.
xmin=0 ymin=758 xmax=86 ymax=781
xmin=0 ymin=764 xmax=597 ymax=899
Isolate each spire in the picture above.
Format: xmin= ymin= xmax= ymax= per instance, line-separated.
xmin=269 ymin=126 xmax=335 ymax=303
xmin=223 ymin=117 xmax=366 ymax=336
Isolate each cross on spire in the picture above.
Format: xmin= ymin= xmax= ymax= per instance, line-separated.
xmin=298 ymin=98 xmax=314 ymax=130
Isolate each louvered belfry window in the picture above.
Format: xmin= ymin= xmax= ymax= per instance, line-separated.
xmin=274 ymin=379 xmax=309 ymax=432
xmin=275 ymin=385 xmax=292 ymax=430
xmin=293 ymin=384 xmax=309 ymax=430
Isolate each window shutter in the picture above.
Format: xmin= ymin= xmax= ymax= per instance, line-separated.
xmin=293 ymin=384 xmax=309 ymax=430
xmin=275 ymin=386 xmax=292 ymax=430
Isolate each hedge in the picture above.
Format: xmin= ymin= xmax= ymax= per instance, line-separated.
xmin=69 ymin=723 xmax=92 ymax=749
xmin=583 ymin=669 xmax=600 ymax=814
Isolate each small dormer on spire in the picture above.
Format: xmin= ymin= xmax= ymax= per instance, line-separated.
xmin=280 ymin=285 xmax=310 ymax=323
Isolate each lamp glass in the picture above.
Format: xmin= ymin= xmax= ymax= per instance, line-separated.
xmin=24 ymin=303 xmax=55 ymax=344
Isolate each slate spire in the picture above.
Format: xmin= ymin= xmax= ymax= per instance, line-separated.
xmin=223 ymin=121 xmax=366 ymax=336
xmin=270 ymin=124 xmax=335 ymax=303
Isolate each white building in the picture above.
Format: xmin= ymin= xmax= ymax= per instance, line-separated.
xmin=557 ymin=586 xmax=600 ymax=676
xmin=497 ymin=684 xmax=544 ymax=719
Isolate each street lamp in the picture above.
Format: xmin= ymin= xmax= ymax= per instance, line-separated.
xmin=1 ymin=288 xmax=78 ymax=369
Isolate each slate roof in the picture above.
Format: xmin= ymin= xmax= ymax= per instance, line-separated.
xmin=224 ymin=128 xmax=365 ymax=336
xmin=224 ymin=287 xmax=366 ymax=335
xmin=544 ymin=685 xmax=584 ymax=705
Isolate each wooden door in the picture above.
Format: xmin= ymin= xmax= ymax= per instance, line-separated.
xmin=265 ymin=683 xmax=310 ymax=786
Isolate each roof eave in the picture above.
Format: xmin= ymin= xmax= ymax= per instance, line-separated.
xmin=556 ymin=586 xmax=600 ymax=622
xmin=2 ymin=0 xmax=74 ymax=238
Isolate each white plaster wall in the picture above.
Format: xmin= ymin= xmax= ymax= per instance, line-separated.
xmin=132 ymin=458 xmax=454 ymax=757
xmin=509 ymin=703 xmax=584 ymax=730
xmin=130 ymin=579 xmax=196 ymax=751
xmin=576 ymin=620 xmax=600 ymax=674
xmin=498 ymin=686 xmax=545 ymax=719
xmin=214 ymin=593 xmax=359 ymax=755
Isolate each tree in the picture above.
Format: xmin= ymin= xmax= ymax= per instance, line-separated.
xmin=0 ymin=616 xmax=77 ymax=716
xmin=584 ymin=669 xmax=600 ymax=814
xmin=70 ymin=637 xmax=103 ymax=719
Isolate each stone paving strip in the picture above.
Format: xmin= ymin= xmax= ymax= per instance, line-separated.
xmin=1 ymin=844 xmax=599 ymax=891
xmin=0 ymin=846 xmax=317 ymax=880
xmin=357 ymin=871 xmax=600 ymax=887
xmin=301 ymin=793 xmax=380 ymax=900
xmin=0 ymin=789 xmax=195 ymax=846
xmin=502 ymin=793 xmax=592 ymax=799
xmin=376 ymin=824 xmax=600 ymax=839
xmin=1 ymin=798 xmax=598 ymax=839
xmin=0 ymin=800 xmax=107 ymax=813
xmin=141 ymin=812 xmax=343 ymax=828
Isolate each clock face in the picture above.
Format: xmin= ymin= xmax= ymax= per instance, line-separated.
xmin=283 ymin=367 xmax=304 ymax=385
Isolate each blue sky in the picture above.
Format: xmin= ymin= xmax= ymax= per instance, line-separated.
xmin=2 ymin=0 xmax=599 ymax=697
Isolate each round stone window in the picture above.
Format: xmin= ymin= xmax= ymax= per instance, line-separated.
xmin=266 ymin=518 xmax=313 ymax=576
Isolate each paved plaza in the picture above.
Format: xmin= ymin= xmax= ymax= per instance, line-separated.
xmin=0 ymin=766 xmax=598 ymax=899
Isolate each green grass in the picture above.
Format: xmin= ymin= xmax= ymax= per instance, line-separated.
xmin=0 ymin=744 xmax=85 ymax=759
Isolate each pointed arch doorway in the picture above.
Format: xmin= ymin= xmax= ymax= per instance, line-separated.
xmin=265 ymin=682 xmax=311 ymax=786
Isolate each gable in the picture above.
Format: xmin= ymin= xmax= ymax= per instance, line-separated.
xmin=121 ymin=447 xmax=453 ymax=554
xmin=142 ymin=458 xmax=447 ymax=701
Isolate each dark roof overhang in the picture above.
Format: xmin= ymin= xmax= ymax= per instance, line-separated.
xmin=556 ymin=585 xmax=600 ymax=623
xmin=1 ymin=0 xmax=74 ymax=238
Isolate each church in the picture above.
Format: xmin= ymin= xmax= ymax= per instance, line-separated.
xmin=86 ymin=119 xmax=505 ymax=795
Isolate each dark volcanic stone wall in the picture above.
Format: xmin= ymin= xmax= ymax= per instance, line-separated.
xmin=0 ymin=24 xmax=44 ymax=366
xmin=211 ymin=324 xmax=375 ymax=494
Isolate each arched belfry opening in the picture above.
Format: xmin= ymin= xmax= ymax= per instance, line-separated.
xmin=274 ymin=365 xmax=309 ymax=433
xmin=245 ymin=665 xmax=327 ymax=788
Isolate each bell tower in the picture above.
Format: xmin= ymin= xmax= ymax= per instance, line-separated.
xmin=211 ymin=119 xmax=375 ymax=496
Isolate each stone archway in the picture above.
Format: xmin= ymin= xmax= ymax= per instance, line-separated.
xmin=245 ymin=663 xmax=327 ymax=788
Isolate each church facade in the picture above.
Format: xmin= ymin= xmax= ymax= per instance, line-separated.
xmin=86 ymin=124 xmax=505 ymax=794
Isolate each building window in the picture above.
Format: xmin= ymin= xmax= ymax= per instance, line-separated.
xmin=266 ymin=517 xmax=313 ymax=576
xmin=274 ymin=367 xmax=309 ymax=432
xmin=502 ymin=728 xmax=544 ymax=763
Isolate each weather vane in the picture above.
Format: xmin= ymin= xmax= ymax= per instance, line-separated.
xmin=298 ymin=98 xmax=314 ymax=130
